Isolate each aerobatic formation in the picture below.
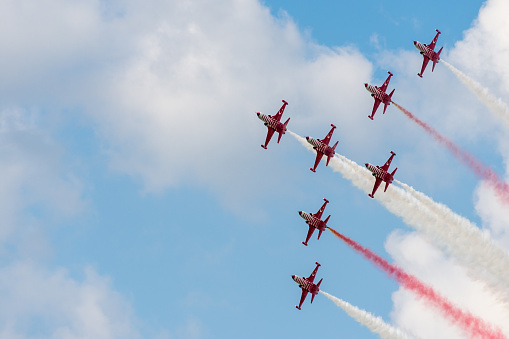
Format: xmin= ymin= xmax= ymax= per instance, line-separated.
xmin=255 ymin=29 xmax=509 ymax=338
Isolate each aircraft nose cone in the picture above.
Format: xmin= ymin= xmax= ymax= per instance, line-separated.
xmin=365 ymin=163 xmax=369 ymax=167
xmin=256 ymin=112 xmax=260 ymax=116
xmin=413 ymin=41 xmax=417 ymax=45
xmin=305 ymin=136 xmax=309 ymax=140
xmin=364 ymin=83 xmax=368 ymax=87
xmin=298 ymin=211 xmax=303 ymax=215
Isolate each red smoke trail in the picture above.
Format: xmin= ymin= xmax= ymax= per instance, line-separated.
xmin=392 ymin=101 xmax=509 ymax=206
xmin=327 ymin=227 xmax=506 ymax=339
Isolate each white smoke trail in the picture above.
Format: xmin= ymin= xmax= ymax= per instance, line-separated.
xmin=442 ymin=60 xmax=509 ymax=128
xmin=289 ymin=131 xmax=509 ymax=302
xmin=321 ymin=291 xmax=416 ymax=339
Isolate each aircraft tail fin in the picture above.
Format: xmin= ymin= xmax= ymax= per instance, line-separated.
xmin=388 ymin=88 xmax=395 ymax=101
xmin=283 ymin=117 xmax=290 ymax=129
xmin=323 ymin=215 xmax=331 ymax=225
xmin=384 ymin=168 xmax=398 ymax=192
xmin=331 ymin=140 xmax=339 ymax=153
xmin=317 ymin=229 xmax=323 ymax=240
xmin=277 ymin=118 xmax=290 ymax=143
xmin=316 ymin=278 xmax=323 ymax=291
xmin=437 ymin=46 xmax=443 ymax=58
xmin=433 ymin=47 xmax=443 ymax=72
xmin=328 ymin=141 xmax=339 ymax=165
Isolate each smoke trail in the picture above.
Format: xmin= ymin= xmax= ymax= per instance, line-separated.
xmin=327 ymin=227 xmax=506 ymax=339
xmin=442 ymin=60 xmax=509 ymax=128
xmin=288 ymin=130 xmax=509 ymax=302
xmin=320 ymin=291 xmax=416 ymax=339
xmin=392 ymin=101 xmax=509 ymax=207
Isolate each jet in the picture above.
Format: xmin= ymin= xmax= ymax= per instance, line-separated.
xmin=306 ymin=124 xmax=338 ymax=172
xmin=292 ymin=262 xmax=323 ymax=310
xmin=298 ymin=198 xmax=330 ymax=246
xmin=364 ymin=71 xmax=395 ymax=120
xmin=414 ymin=29 xmax=443 ymax=78
xmin=256 ymin=100 xmax=290 ymax=149
xmin=365 ymin=151 xmax=397 ymax=198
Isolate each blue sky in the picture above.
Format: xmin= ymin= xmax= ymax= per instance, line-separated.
xmin=1 ymin=0 xmax=509 ymax=338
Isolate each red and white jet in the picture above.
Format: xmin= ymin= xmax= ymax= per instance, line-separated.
xmin=364 ymin=71 xmax=395 ymax=120
xmin=414 ymin=29 xmax=443 ymax=78
xmin=306 ymin=124 xmax=338 ymax=172
xmin=298 ymin=198 xmax=330 ymax=246
xmin=256 ymin=100 xmax=290 ymax=149
xmin=365 ymin=151 xmax=397 ymax=198
xmin=292 ymin=262 xmax=323 ymax=310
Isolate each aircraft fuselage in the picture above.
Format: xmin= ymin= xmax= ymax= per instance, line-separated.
xmin=298 ymin=211 xmax=326 ymax=231
xmin=292 ymin=275 xmax=319 ymax=294
xmin=365 ymin=163 xmax=393 ymax=183
xmin=414 ymin=41 xmax=440 ymax=63
xmin=305 ymin=137 xmax=334 ymax=157
xmin=364 ymin=84 xmax=391 ymax=105
xmin=257 ymin=113 xmax=286 ymax=134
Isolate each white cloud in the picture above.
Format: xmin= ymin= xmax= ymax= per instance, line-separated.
xmin=0 ymin=261 xmax=141 ymax=339
xmin=0 ymin=107 xmax=84 ymax=258
xmin=386 ymin=231 xmax=509 ymax=339
xmin=47 ymin=0 xmax=374 ymax=215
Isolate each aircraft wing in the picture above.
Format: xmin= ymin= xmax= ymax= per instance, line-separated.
xmin=419 ymin=57 xmax=430 ymax=77
xmin=307 ymin=264 xmax=320 ymax=283
xmin=273 ymin=100 xmax=288 ymax=122
xmin=311 ymin=152 xmax=324 ymax=172
xmin=321 ymin=125 xmax=336 ymax=145
xmin=263 ymin=128 xmax=275 ymax=148
xmin=429 ymin=31 xmax=440 ymax=50
xmin=380 ymin=73 xmax=392 ymax=92
xmin=303 ymin=226 xmax=315 ymax=246
xmin=297 ymin=290 xmax=309 ymax=309
xmin=381 ymin=152 xmax=396 ymax=171
xmin=370 ymin=99 xmax=382 ymax=119
xmin=314 ymin=200 xmax=328 ymax=219
xmin=370 ymin=177 xmax=383 ymax=198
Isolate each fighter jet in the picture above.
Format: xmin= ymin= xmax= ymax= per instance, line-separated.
xmin=414 ymin=29 xmax=443 ymax=78
xmin=364 ymin=71 xmax=395 ymax=120
xmin=292 ymin=262 xmax=323 ymax=310
xmin=256 ymin=100 xmax=290 ymax=149
xmin=365 ymin=151 xmax=397 ymax=198
xmin=306 ymin=124 xmax=338 ymax=172
xmin=298 ymin=198 xmax=330 ymax=246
